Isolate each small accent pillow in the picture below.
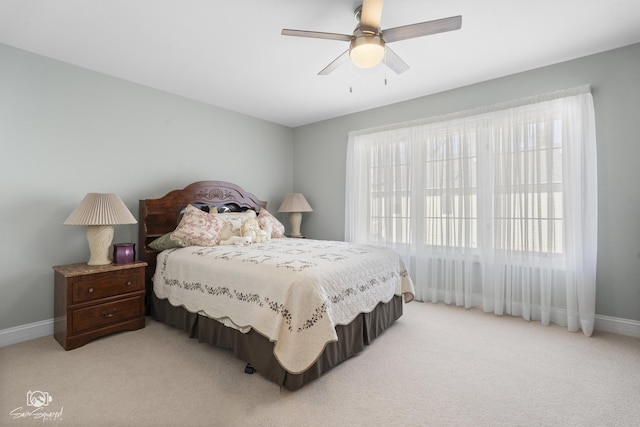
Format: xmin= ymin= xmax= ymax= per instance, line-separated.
xmin=148 ymin=232 xmax=184 ymax=251
xmin=258 ymin=208 xmax=285 ymax=238
xmin=214 ymin=210 xmax=257 ymax=240
xmin=172 ymin=204 xmax=226 ymax=246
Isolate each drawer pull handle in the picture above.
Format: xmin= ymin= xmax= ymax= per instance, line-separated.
xmin=102 ymin=309 xmax=117 ymax=318
xmin=88 ymin=288 xmax=94 ymax=293
xmin=126 ymin=281 xmax=132 ymax=286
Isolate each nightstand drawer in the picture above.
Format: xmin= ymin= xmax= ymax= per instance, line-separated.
xmin=72 ymin=294 xmax=144 ymax=334
xmin=72 ymin=269 xmax=143 ymax=304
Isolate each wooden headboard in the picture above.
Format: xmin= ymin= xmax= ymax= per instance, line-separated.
xmin=138 ymin=180 xmax=267 ymax=313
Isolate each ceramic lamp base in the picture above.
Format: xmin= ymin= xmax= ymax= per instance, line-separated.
xmin=288 ymin=212 xmax=303 ymax=237
xmin=86 ymin=225 xmax=113 ymax=265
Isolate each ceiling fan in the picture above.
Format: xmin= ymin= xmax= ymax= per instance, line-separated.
xmin=281 ymin=0 xmax=462 ymax=75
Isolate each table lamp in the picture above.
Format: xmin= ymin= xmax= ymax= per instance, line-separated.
xmin=64 ymin=193 xmax=137 ymax=265
xmin=278 ymin=193 xmax=313 ymax=238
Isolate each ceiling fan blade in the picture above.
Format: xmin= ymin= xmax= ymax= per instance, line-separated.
xmin=281 ymin=29 xmax=352 ymax=42
xmin=384 ymin=46 xmax=409 ymax=74
xmin=360 ymin=0 xmax=384 ymax=31
xmin=318 ymin=50 xmax=350 ymax=75
xmin=382 ymin=15 xmax=462 ymax=43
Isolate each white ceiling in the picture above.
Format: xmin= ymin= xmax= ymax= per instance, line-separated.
xmin=1 ymin=0 xmax=640 ymax=128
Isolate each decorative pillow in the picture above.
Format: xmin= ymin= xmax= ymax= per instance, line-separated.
xmin=148 ymin=232 xmax=184 ymax=251
xmin=178 ymin=204 xmax=218 ymax=224
xmin=258 ymin=208 xmax=285 ymax=238
xmin=171 ymin=204 xmax=226 ymax=246
xmin=214 ymin=210 xmax=257 ymax=240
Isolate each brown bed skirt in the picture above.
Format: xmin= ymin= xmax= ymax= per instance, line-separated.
xmin=151 ymin=293 xmax=403 ymax=391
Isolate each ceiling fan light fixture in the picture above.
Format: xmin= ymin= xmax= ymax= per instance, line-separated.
xmin=349 ymin=35 xmax=385 ymax=69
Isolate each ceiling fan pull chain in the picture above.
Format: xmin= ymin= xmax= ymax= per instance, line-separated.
xmin=384 ymin=49 xmax=388 ymax=86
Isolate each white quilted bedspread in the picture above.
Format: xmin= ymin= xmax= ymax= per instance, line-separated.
xmin=153 ymin=238 xmax=414 ymax=373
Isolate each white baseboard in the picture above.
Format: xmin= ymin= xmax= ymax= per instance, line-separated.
xmin=0 ymin=314 xmax=638 ymax=347
xmin=0 ymin=319 xmax=54 ymax=347
xmin=594 ymin=314 xmax=640 ymax=338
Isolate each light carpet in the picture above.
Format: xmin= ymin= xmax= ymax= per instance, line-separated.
xmin=1 ymin=302 xmax=639 ymax=427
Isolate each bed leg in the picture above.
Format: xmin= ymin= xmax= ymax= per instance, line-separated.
xmin=244 ymin=363 xmax=256 ymax=374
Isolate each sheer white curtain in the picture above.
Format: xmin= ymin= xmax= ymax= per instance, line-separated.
xmin=346 ymin=86 xmax=598 ymax=336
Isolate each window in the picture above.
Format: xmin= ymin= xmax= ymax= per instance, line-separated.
xmin=346 ymin=86 xmax=598 ymax=335
xmin=352 ymin=113 xmax=565 ymax=256
xmin=423 ymin=130 xmax=478 ymax=249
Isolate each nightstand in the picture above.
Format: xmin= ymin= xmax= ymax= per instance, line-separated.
xmin=53 ymin=261 xmax=147 ymax=350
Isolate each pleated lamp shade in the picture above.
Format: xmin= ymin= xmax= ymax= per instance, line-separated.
xmin=64 ymin=193 xmax=137 ymax=226
xmin=64 ymin=193 xmax=136 ymax=265
xmin=277 ymin=193 xmax=313 ymax=214
xmin=278 ymin=193 xmax=313 ymax=238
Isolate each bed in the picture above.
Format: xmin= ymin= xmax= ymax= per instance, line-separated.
xmin=139 ymin=180 xmax=414 ymax=390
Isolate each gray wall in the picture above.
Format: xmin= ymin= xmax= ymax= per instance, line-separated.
xmin=2 ymin=41 xmax=639 ymax=331
xmin=0 ymin=44 xmax=294 ymax=330
xmin=293 ymin=43 xmax=640 ymax=322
